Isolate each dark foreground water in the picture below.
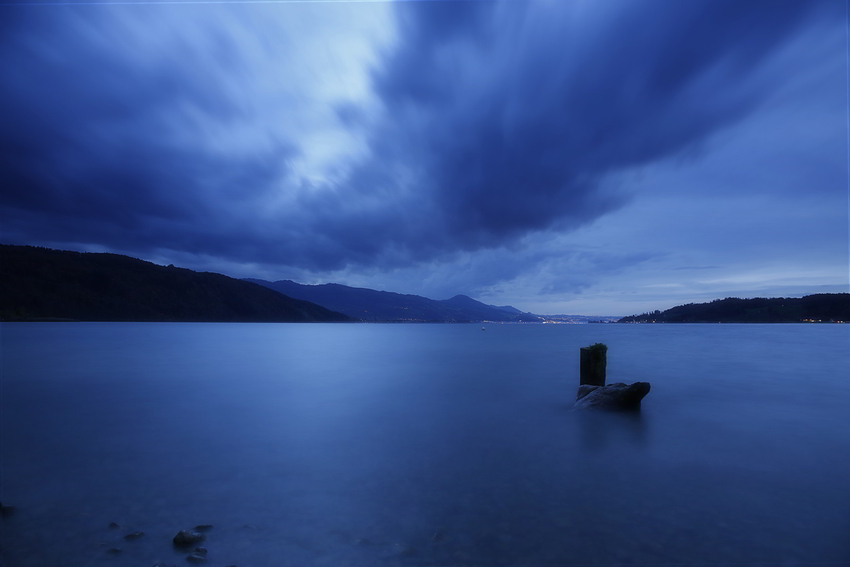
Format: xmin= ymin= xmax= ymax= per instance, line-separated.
xmin=1 ymin=323 xmax=848 ymax=567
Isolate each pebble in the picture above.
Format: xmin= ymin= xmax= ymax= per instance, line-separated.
xmin=173 ymin=530 xmax=206 ymax=546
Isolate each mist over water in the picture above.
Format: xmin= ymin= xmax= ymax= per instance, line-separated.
xmin=2 ymin=322 xmax=848 ymax=566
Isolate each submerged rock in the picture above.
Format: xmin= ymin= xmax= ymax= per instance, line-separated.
xmin=0 ymin=502 xmax=17 ymax=518
xmin=124 ymin=531 xmax=145 ymax=540
xmin=173 ymin=530 xmax=206 ymax=547
xmin=389 ymin=543 xmax=417 ymax=557
xmin=194 ymin=524 xmax=214 ymax=532
xmin=574 ymin=382 xmax=651 ymax=411
xmin=186 ymin=553 xmax=208 ymax=563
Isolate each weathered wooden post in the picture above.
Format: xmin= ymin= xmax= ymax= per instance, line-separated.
xmin=580 ymin=343 xmax=607 ymax=386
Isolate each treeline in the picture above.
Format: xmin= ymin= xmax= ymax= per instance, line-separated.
xmin=619 ymin=294 xmax=850 ymax=323
xmin=0 ymin=245 xmax=351 ymax=322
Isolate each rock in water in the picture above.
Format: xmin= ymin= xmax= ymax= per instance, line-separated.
xmin=576 ymin=384 xmax=600 ymax=400
xmin=173 ymin=530 xmax=206 ymax=547
xmin=574 ymin=382 xmax=651 ymax=411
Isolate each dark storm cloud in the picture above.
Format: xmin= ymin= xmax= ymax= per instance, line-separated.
xmin=0 ymin=6 xmax=295 ymax=257
xmin=357 ymin=0 xmax=832 ymax=250
xmin=0 ymin=0 xmax=838 ymax=275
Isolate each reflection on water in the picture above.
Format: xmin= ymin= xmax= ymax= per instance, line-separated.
xmin=576 ymin=409 xmax=649 ymax=451
xmin=1 ymin=322 xmax=849 ymax=566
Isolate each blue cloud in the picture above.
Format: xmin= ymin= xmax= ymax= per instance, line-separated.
xmin=0 ymin=0 xmax=842 ymax=295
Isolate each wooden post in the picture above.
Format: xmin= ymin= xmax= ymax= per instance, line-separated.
xmin=580 ymin=343 xmax=607 ymax=386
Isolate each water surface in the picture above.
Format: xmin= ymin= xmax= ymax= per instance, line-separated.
xmin=1 ymin=323 xmax=848 ymax=566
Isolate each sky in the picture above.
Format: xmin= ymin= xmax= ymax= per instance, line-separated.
xmin=0 ymin=0 xmax=847 ymax=316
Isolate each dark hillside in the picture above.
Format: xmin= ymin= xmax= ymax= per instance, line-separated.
xmin=619 ymin=294 xmax=849 ymax=323
xmin=0 ymin=245 xmax=351 ymax=322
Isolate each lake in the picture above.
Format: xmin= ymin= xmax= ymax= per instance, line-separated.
xmin=1 ymin=322 xmax=848 ymax=566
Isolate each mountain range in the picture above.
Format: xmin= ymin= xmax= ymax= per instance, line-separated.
xmin=0 ymin=245 xmax=350 ymax=322
xmin=245 ymin=279 xmax=542 ymax=323
xmin=0 ymin=244 xmax=540 ymax=323
xmin=5 ymin=244 xmax=844 ymax=324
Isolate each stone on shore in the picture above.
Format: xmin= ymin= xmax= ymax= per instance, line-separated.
xmin=574 ymin=382 xmax=651 ymax=411
xmin=173 ymin=530 xmax=206 ymax=547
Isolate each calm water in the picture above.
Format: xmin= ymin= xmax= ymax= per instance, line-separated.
xmin=1 ymin=322 xmax=848 ymax=567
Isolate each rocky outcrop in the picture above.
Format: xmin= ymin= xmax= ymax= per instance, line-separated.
xmin=574 ymin=382 xmax=651 ymax=411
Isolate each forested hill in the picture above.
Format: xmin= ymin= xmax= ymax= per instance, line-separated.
xmin=619 ymin=294 xmax=849 ymax=323
xmin=0 ymin=245 xmax=351 ymax=322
